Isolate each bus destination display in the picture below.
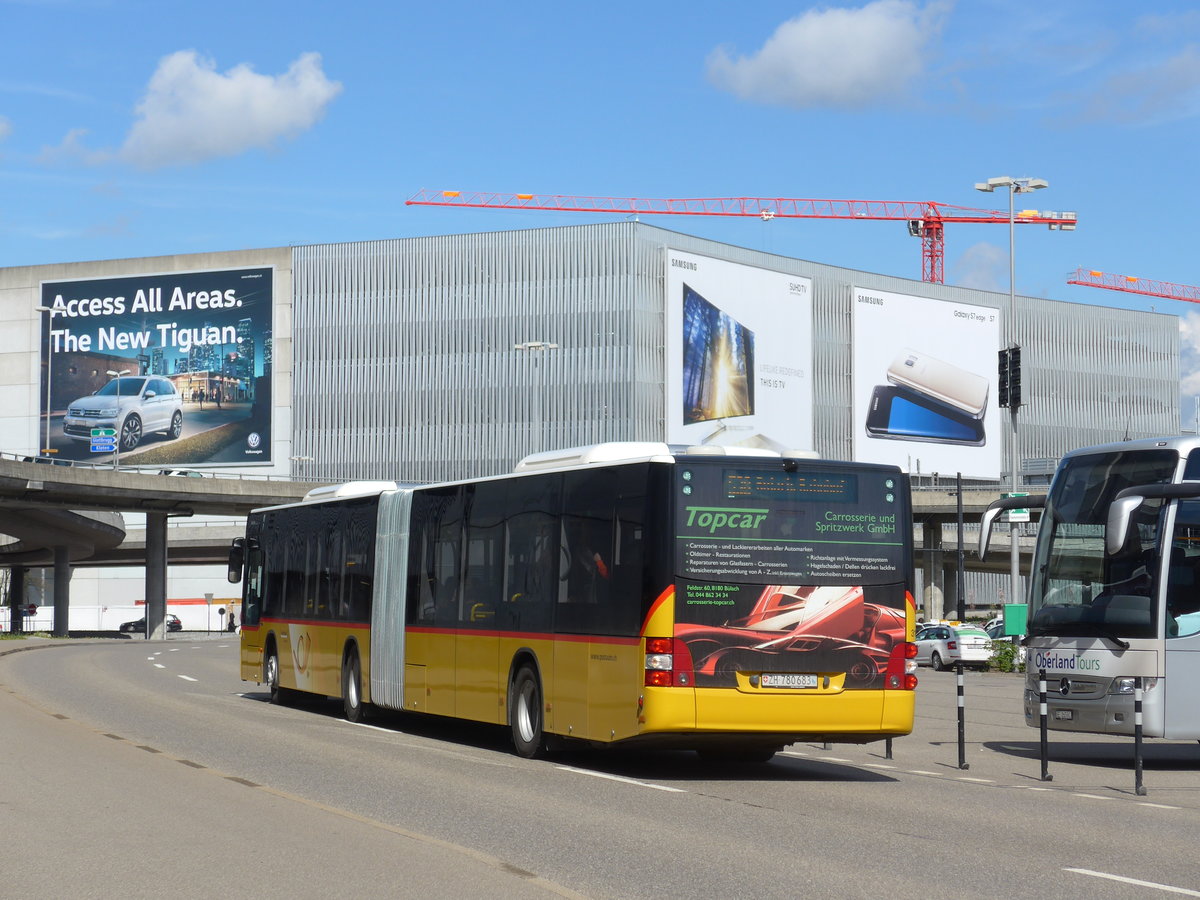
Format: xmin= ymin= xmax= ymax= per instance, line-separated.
xmin=676 ymin=463 xmax=905 ymax=585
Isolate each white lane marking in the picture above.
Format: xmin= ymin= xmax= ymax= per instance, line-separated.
xmin=907 ymin=770 xmax=939 ymax=776
xmin=153 ymin=664 xmax=166 ymax=669
xmin=1139 ymin=802 xmax=1181 ymax=810
xmin=1072 ymin=793 xmax=1115 ymax=801
xmin=169 ymin=648 xmax=181 ymax=652
xmin=146 ymin=657 xmax=156 ymax=661
xmin=178 ymin=675 xmax=198 ymax=682
xmin=556 ymin=765 xmax=686 ymax=793
xmin=1066 ymin=868 xmax=1200 ymax=896
xmin=863 ymin=763 xmax=896 ymax=770
xmin=339 ymin=720 xmax=403 ymax=734
xmin=957 ymin=777 xmax=994 ymax=783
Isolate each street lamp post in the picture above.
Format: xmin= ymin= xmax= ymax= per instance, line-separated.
xmin=514 ymin=341 xmax=559 ymax=452
xmin=106 ymin=368 xmax=130 ymax=469
xmin=974 ymin=176 xmax=1047 ymax=612
xmin=34 ymin=305 xmax=55 ymax=456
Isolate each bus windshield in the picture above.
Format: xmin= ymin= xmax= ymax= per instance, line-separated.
xmin=1028 ymin=448 xmax=1177 ymax=641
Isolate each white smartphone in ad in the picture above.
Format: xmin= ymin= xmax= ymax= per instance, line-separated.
xmin=886 ymin=348 xmax=988 ymax=419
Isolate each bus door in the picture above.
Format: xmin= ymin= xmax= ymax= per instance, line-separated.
xmin=1163 ymin=500 xmax=1200 ymax=737
xmin=455 ymin=483 xmax=503 ymax=724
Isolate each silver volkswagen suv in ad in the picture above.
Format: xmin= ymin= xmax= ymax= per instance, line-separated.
xmin=63 ymin=375 xmax=184 ymax=452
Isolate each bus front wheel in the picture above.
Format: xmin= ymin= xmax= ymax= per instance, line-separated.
xmin=343 ymin=650 xmax=367 ymax=723
xmin=266 ymin=645 xmax=291 ymax=705
xmin=510 ymin=666 xmax=545 ymax=759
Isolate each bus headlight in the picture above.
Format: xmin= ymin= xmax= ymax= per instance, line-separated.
xmin=1110 ymin=677 xmax=1158 ymax=694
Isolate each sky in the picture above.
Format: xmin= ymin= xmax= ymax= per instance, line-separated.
xmin=4 ymin=0 xmax=1199 ymax=421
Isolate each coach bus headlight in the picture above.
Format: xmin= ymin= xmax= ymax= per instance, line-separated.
xmin=1110 ymin=677 xmax=1158 ymax=694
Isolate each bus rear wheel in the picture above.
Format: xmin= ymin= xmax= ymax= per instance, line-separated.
xmin=342 ymin=650 xmax=367 ymax=723
xmin=510 ymin=666 xmax=545 ymax=759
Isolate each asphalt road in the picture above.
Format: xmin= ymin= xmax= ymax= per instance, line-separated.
xmin=3 ymin=638 xmax=1200 ymax=899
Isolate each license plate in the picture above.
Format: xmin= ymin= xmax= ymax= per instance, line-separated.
xmin=761 ymin=673 xmax=818 ymax=689
xmin=1053 ymin=709 xmax=1074 ymax=721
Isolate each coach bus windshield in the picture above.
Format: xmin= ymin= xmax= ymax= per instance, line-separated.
xmin=1028 ymin=449 xmax=1177 ymax=641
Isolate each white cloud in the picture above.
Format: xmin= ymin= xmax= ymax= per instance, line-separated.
xmin=706 ymin=0 xmax=951 ymax=109
xmin=118 ymin=50 xmax=342 ymax=169
xmin=1076 ymin=44 xmax=1200 ymax=126
xmin=951 ymin=241 xmax=1006 ymax=291
xmin=37 ymin=127 xmax=102 ymax=165
xmin=0 ymin=116 xmax=10 ymax=142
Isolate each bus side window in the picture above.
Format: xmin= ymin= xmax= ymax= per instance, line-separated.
xmin=502 ymin=473 xmax=559 ymax=633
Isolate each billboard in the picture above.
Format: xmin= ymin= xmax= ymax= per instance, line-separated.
xmin=852 ymin=286 xmax=1000 ymax=478
xmin=666 ymin=251 xmax=813 ymax=452
xmin=38 ymin=267 xmax=273 ymax=467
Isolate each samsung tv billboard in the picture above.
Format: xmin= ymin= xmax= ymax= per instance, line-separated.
xmin=665 ymin=251 xmax=814 ymax=453
xmin=37 ymin=267 xmax=273 ymax=467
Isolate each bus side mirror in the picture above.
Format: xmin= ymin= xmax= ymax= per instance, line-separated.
xmin=1106 ymin=494 xmax=1144 ymax=556
xmin=227 ymin=537 xmax=245 ymax=584
xmin=979 ymin=494 xmax=1047 ymax=561
xmin=978 ymin=505 xmax=1004 ymax=561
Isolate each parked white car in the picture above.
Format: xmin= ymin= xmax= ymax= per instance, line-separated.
xmin=63 ymin=375 xmax=183 ymax=452
xmin=914 ymin=624 xmax=993 ymax=670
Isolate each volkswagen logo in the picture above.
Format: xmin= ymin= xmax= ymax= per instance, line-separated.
xmin=1059 ymin=678 xmax=1071 ymax=696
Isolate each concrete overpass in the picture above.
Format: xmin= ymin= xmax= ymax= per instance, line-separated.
xmin=0 ymin=454 xmax=1038 ymax=635
xmin=0 ymin=454 xmax=322 ymax=637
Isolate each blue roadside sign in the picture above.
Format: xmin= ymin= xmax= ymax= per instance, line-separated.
xmin=90 ymin=427 xmax=117 ymax=454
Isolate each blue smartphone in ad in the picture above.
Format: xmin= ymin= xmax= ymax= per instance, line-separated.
xmin=865 ymin=385 xmax=986 ymax=446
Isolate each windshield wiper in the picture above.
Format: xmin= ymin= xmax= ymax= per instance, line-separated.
xmin=1028 ymin=620 xmax=1130 ymax=650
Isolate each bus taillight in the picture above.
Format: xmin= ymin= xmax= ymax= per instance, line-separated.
xmin=885 ymin=642 xmax=918 ymax=690
xmin=645 ymin=637 xmax=695 ymax=687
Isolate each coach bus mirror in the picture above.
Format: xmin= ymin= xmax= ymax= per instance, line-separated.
xmin=978 ymin=505 xmax=1005 ymax=561
xmin=1106 ymin=494 xmax=1145 ymax=557
xmin=227 ymin=538 xmax=245 ymax=584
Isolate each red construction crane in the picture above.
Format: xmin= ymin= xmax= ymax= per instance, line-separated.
xmin=406 ymin=189 xmax=1078 ymax=284
xmin=1067 ymin=268 xmax=1200 ymax=304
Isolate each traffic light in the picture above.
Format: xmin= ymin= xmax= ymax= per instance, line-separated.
xmin=1008 ymin=346 xmax=1022 ymax=408
xmin=998 ymin=347 xmax=1022 ymax=409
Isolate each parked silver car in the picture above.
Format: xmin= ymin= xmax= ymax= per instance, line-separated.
xmin=63 ymin=376 xmax=183 ymax=452
xmin=914 ymin=624 xmax=993 ymax=670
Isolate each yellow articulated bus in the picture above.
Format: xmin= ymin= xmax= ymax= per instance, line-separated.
xmin=228 ymin=442 xmax=918 ymax=761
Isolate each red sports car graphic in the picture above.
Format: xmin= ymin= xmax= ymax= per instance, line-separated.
xmin=677 ymin=583 xmax=905 ymax=688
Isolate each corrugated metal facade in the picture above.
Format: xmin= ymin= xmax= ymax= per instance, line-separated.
xmin=291 ymin=221 xmax=1179 ymax=484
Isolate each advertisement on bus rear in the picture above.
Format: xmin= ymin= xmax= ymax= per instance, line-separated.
xmin=36 ymin=267 xmax=273 ymax=467
xmin=672 ymin=461 xmax=908 ymax=688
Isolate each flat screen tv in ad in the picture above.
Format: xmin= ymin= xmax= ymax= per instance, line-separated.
xmin=681 ymin=284 xmax=756 ymax=425
xmin=865 ymin=385 xmax=986 ymax=446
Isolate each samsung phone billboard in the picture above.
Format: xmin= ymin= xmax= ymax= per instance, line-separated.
xmin=852 ymin=286 xmax=1001 ymax=479
xmin=665 ymin=251 xmax=814 ymax=453
xmin=37 ymin=267 xmax=273 ymax=467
